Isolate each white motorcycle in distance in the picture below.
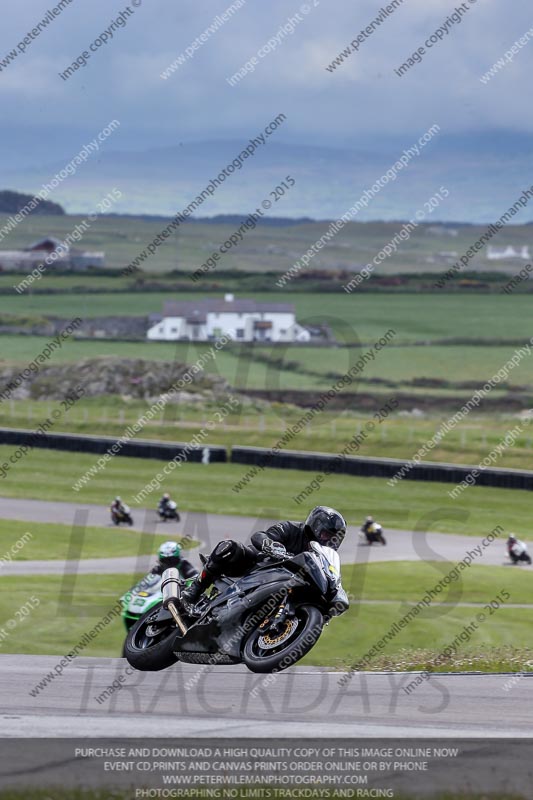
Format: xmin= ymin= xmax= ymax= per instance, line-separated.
xmin=158 ymin=500 xmax=180 ymax=522
xmin=507 ymin=536 xmax=532 ymax=565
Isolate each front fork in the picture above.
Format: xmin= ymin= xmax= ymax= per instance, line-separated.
xmin=259 ymin=590 xmax=293 ymax=634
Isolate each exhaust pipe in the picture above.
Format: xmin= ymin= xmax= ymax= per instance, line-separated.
xmin=161 ymin=568 xmax=188 ymax=636
xmin=161 ymin=568 xmax=181 ymax=605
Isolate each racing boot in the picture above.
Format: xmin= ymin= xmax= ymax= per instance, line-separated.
xmin=180 ymin=567 xmax=213 ymax=615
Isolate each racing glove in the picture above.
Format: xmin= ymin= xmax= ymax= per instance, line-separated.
xmin=261 ymin=538 xmax=288 ymax=560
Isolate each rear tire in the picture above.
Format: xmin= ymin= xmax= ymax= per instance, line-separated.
xmin=243 ymin=604 xmax=323 ymax=674
xmin=124 ymin=603 xmax=179 ymax=671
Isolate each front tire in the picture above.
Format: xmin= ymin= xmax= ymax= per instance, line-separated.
xmin=243 ymin=604 xmax=323 ymax=674
xmin=124 ymin=603 xmax=179 ymax=671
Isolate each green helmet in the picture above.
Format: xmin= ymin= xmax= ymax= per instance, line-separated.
xmin=158 ymin=540 xmax=181 ymax=561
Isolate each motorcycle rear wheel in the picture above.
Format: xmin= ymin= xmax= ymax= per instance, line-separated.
xmin=242 ymin=604 xmax=323 ymax=674
xmin=124 ymin=603 xmax=178 ymax=671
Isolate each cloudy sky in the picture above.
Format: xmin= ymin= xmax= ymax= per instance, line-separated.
xmin=0 ymin=0 xmax=531 ymax=215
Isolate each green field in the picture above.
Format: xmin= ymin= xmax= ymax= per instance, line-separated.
xmin=2 ymin=291 xmax=533 ymax=415
xmin=4 ymin=336 xmax=533 ymax=384
xmin=0 ymin=518 xmax=196 ymax=562
xmin=0 ymin=448 xmax=528 ymax=538
xmin=2 ymin=212 xmax=532 ymax=275
xmin=1 ymin=291 xmax=533 ymax=426
xmin=1 ymin=292 xmax=533 ymax=343
xmin=2 ymin=397 xmax=533 ymax=469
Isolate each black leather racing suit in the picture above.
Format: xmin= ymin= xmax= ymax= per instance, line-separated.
xmin=188 ymin=521 xmax=349 ymax=617
xmin=251 ymin=520 xmax=313 ymax=555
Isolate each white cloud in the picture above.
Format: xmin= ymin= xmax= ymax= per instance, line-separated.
xmin=0 ymin=0 xmax=531 ymax=155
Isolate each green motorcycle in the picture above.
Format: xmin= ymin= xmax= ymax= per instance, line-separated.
xmin=120 ymin=570 xmax=196 ymax=655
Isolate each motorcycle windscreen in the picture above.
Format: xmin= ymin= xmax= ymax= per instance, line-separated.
xmin=308 ymin=542 xmax=342 ymax=594
xmin=290 ymin=551 xmax=331 ymax=595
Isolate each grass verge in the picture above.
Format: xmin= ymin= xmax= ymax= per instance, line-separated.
xmin=3 ymin=400 xmax=533 ymax=470
xmin=0 ymin=447 xmax=530 ymax=539
xmin=0 ymin=518 xmax=196 ymax=562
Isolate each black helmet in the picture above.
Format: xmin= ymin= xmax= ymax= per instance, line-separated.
xmin=304 ymin=506 xmax=347 ymax=550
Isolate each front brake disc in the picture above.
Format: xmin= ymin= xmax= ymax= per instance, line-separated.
xmin=258 ymin=618 xmax=298 ymax=650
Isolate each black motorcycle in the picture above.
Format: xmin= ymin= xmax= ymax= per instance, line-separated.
xmin=124 ymin=541 xmax=348 ymax=674
xmin=157 ymin=500 xmax=180 ymax=522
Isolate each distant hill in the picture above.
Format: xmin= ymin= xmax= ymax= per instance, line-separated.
xmin=105 ymin=213 xmax=316 ymax=226
xmin=5 ymin=131 xmax=533 ymax=223
xmin=0 ymin=190 xmax=65 ymax=216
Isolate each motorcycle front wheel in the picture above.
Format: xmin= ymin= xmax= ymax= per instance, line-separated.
xmin=124 ymin=603 xmax=179 ymax=671
xmin=242 ymin=604 xmax=323 ymax=674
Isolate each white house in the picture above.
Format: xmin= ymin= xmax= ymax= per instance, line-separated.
xmin=147 ymin=295 xmax=311 ymax=343
xmin=487 ymin=245 xmax=530 ymax=261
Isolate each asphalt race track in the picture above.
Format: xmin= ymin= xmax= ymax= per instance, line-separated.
xmin=2 ymin=655 xmax=532 ymax=738
xmin=0 ymin=496 xmax=520 ymax=574
xmin=0 ymin=496 xmax=530 ymax=739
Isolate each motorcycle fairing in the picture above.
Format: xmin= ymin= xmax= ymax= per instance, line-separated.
xmin=121 ymin=572 xmax=162 ymax=624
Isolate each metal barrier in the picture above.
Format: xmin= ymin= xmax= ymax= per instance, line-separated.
xmin=230 ymin=446 xmax=533 ymax=490
xmin=0 ymin=428 xmax=227 ymax=463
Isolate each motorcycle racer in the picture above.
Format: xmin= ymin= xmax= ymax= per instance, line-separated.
xmin=151 ymin=541 xmax=198 ymax=578
xmin=180 ymin=506 xmax=349 ymax=617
